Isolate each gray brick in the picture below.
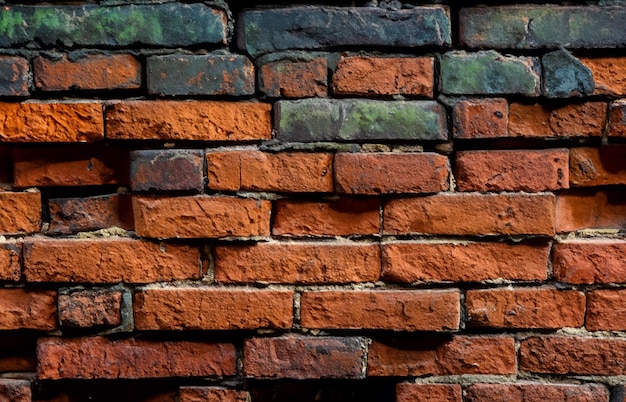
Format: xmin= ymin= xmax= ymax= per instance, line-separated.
xmin=542 ymin=49 xmax=594 ymax=98
xmin=130 ymin=149 xmax=204 ymax=192
xmin=0 ymin=56 xmax=29 ymax=96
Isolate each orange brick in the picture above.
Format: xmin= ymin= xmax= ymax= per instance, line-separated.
xmin=396 ymin=384 xmax=462 ymax=402
xmin=134 ymin=287 xmax=293 ymax=330
xmin=581 ymin=57 xmax=626 ymax=95
xmin=586 ymin=289 xmax=626 ymax=331
xmin=465 ymin=383 xmax=609 ymax=402
xmin=300 ymin=290 xmax=459 ymax=331
xmin=333 ymin=56 xmax=434 ymax=97
xmin=179 ymin=387 xmax=250 ymax=402
xmin=509 ymin=102 xmax=606 ymax=137
xmin=133 ymin=196 xmax=271 ymax=238
xmin=570 ymin=146 xmax=626 ymax=186
xmin=260 ymin=58 xmax=328 ymax=98
xmin=0 ymin=191 xmax=41 ymax=234
xmin=58 ymin=289 xmax=122 ymax=328
xmin=609 ymin=99 xmax=626 ymax=137
xmin=214 ymin=242 xmax=380 ymax=284
xmin=48 ymin=193 xmax=133 ymax=234
xmin=0 ymin=289 xmax=56 ymax=330
xmin=106 ymin=101 xmax=271 ymax=141
xmin=553 ymin=240 xmax=626 ymax=284
xmin=0 ymin=242 xmax=21 ymax=281
xmin=556 ymin=190 xmax=626 ymax=232
xmin=0 ymin=379 xmax=31 ymax=402
xmin=453 ymin=98 xmax=508 ymax=138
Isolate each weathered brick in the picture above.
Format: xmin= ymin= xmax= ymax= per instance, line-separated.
xmin=238 ymin=6 xmax=451 ymax=57
xmin=48 ymin=193 xmax=133 ymax=234
xmin=0 ymin=102 xmax=103 ymax=142
xmin=368 ymin=336 xmax=515 ymax=376
xmin=134 ymin=287 xmax=293 ymax=330
xmin=586 ymin=289 xmax=626 ymax=331
xmin=335 ymin=152 xmax=449 ymax=194
xmin=465 ymin=383 xmax=610 ymax=402
xmin=509 ymin=102 xmax=606 ymax=137
xmin=272 ymin=198 xmax=380 ymax=237
xmin=570 ymin=146 xmax=626 ymax=186
xmin=0 ymin=379 xmax=31 ymax=402
xmin=396 ymin=384 xmax=462 ymax=402
xmin=0 ymin=242 xmax=21 ymax=281
xmin=542 ymin=49 xmax=594 ymax=98
xmin=333 ymin=56 xmax=434 ymax=97
xmin=275 ymin=99 xmax=447 ymax=142
xmin=259 ymin=57 xmax=327 ymax=98
xmin=0 ymin=56 xmax=29 ymax=96
xmin=382 ymin=241 xmax=550 ymax=283
xmin=37 ymin=337 xmax=236 ymax=379
xmin=0 ymin=191 xmax=41 ymax=235
xmin=58 ymin=288 xmax=122 ymax=328
xmin=384 ymin=193 xmax=556 ymax=236
xmin=130 ymin=149 xmax=204 ymax=192
xmin=556 ymin=190 xmax=626 ymax=232
xmin=23 ymin=238 xmax=200 ymax=283
xmin=455 ymin=149 xmax=569 ymax=192
xmin=453 ymin=98 xmax=508 ymax=139
xmin=133 ymin=196 xmax=271 ymax=239
xmin=214 ymin=242 xmax=380 ymax=284
xmin=147 ymin=54 xmax=254 ymax=96
xmin=553 ymin=240 xmax=626 ymax=284
xmin=179 ymin=387 xmax=250 ymax=402
xmin=520 ymin=336 xmax=626 ymax=375
xmin=300 ymin=290 xmax=459 ymax=331
xmin=106 ymin=101 xmax=271 ymax=141
xmin=244 ymin=336 xmax=367 ymax=379
xmin=581 ymin=57 xmax=626 ymax=95
xmin=466 ymin=287 xmax=585 ymax=329
xmin=0 ymin=289 xmax=56 ymax=330
xmin=33 ymin=54 xmax=140 ymax=91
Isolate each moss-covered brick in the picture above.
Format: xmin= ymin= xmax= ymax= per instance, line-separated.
xmin=542 ymin=49 xmax=594 ymax=98
xmin=147 ymin=54 xmax=254 ymax=96
xmin=276 ymin=99 xmax=447 ymax=142
xmin=0 ymin=4 xmax=227 ymax=48
xmin=460 ymin=6 xmax=626 ymax=49
xmin=440 ymin=51 xmax=540 ymax=96
xmin=237 ymin=6 xmax=451 ymax=57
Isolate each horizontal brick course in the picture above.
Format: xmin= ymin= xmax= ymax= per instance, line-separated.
xmin=465 ymin=383 xmax=610 ymax=402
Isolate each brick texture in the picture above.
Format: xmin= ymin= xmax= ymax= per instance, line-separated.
xmin=0 ymin=379 xmax=31 ymax=402
xmin=396 ymin=384 xmax=462 ymax=402
xmin=556 ymin=191 xmax=626 ymax=232
xmin=553 ymin=240 xmax=626 ymax=284
xmin=586 ymin=289 xmax=626 ymax=331
xmin=0 ymin=289 xmax=56 ymax=330
xmin=465 ymin=383 xmax=610 ymax=402
xmin=453 ymin=98 xmax=508 ymax=139
xmin=570 ymin=146 xmax=626 ymax=187
xmin=58 ymin=289 xmax=122 ymax=328
xmin=509 ymin=102 xmax=606 ymax=137
xmin=259 ymin=58 xmax=328 ymax=98
xmin=179 ymin=387 xmax=250 ymax=402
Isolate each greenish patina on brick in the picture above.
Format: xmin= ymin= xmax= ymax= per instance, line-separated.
xmin=440 ymin=51 xmax=540 ymax=96
xmin=542 ymin=49 xmax=594 ymax=98
xmin=276 ymin=99 xmax=447 ymax=142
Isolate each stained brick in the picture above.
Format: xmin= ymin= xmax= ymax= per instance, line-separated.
xmin=570 ymin=146 xmax=626 ymax=186
xmin=259 ymin=57 xmax=327 ymax=98
xmin=586 ymin=289 xmax=626 ymax=331
xmin=553 ymin=240 xmax=626 ymax=284
xmin=556 ymin=190 xmax=626 ymax=232
xmin=610 ymin=99 xmax=626 ymax=136
xmin=0 ymin=289 xmax=56 ymax=330
xmin=48 ymin=193 xmax=133 ymax=234
xmin=542 ymin=49 xmax=594 ymax=98
xmin=0 ymin=242 xmax=21 ymax=281
xmin=509 ymin=102 xmax=606 ymax=137
xmin=0 ymin=56 xmax=29 ymax=96
xmin=58 ymin=288 xmax=122 ymax=328
xmin=453 ymin=98 xmax=508 ymax=139
xmin=396 ymin=384 xmax=462 ymax=402
xmin=0 ymin=379 xmax=31 ymax=402
xmin=130 ymin=149 xmax=204 ymax=192
xmin=179 ymin=387 xmax=250 ymax=402
xmin=0 ymin=191 xmax=41 ymax=235
xmin=465 ymin=383 xmax=610 ymax=402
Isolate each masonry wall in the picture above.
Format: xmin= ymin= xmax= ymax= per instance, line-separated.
xmin=0 ymin=0 xmax=625 ymax=401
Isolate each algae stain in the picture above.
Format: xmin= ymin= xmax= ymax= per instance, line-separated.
xmin=0 ymin=10 xmax=24 ymax=39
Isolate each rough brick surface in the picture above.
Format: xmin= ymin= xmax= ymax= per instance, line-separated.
xmin=0 ymin=379 xmax=31 ymax=402
xmin=179 ymin=387 xmax=250 ymax=402
xmin=542 ymin=49 xmax=594 ymax=98
xmin=508 ymin=102 xmax=606 ymax=137
xmin=0 ymin=289 xmax=56 ymax=330
xmin=130 ymin=149 xmax=204 ymax=192
xmin=609 ymin=99 xmax=626 ymax=137
xmin=48 ymin=193 xmax=133 ymax=234
xmin=570 ymin=146 xmax=626 ymax=186
xmin=581 ymin=57 xmax=626 ymax=95
xmin=396 ymin=384 xmax=462 ymax=402
xmin=259 ymin=58 xmax=327 ymax=98
xmin=586 ymin=289 xmax=626 ymax=331
xmin=0 ymin=191 xmax=41 ymax=235
xmin=0 ymin=242 xmax=21 ymax=281
xmin=556 ymin=191 xmax=626 ymax=232
xmin=553 ymin=240 xmax=626 ymax=284
xmin=453 ymin=98 xmax=508 ymax=139
xmin=465 ymin=383 xmax=610 ymax=402
xmin=58 ymin=289 xmax=122 ymax=328
xmin=0 ymin=56 xmax=29 ymax=96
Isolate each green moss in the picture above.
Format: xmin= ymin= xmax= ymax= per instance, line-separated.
xmin=0 ymin=10 xmax=24 ymax=39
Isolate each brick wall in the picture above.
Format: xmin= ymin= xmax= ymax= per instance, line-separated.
xmin=0 ymin=1 xmax=625 ymax=401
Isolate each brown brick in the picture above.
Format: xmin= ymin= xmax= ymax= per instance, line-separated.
xmin=453 ymin=98 xmax=508 ymax=139
xmin=396 ymin=384 xmax=462 ymax=402
xmin=260 ymin=58 xmax=327 ymax=98
xmin=382 ymin=241 xmax=550 ymax=283
xmin=23 ymin=238 xmax=200 ymax=283
xmin=0 ymin=56 xmax=29 ymax=96
xmin=134 ymin=287 xmax=293 ymax=330
xmin=570 ymin=146 xmax=626 ymax=187
xmin=37 ymin=337 xmax=236 ymax=379
xmin=335 ymin=152 xmax=449 ymax=194
xmin=0 ymin=102 xmax=103 ymax=142
xmin=106 ymin=101 xmax=271 ymax=141
xmin=0 ymin=379 xmax=31 ymax=402
xmin=0 ymin=242 xmax=21 ymax=281
xmin=509 ymin=102 xmax=606 ymax=137
xmin=214 ymin=242 xmax=380 ymax=284
xmin=553 ymin=240 xmax=626 ymax=284
xmin=333 ymin=56 xmax=434 ymax=97
xmin=520 ymin=336 xmax=626 ymax=375
xmin=556 ymin=190 xmax=626 ymax=232
xmin=384 ymin=193 xmax=555 ymax=236
xmin=207 ymin=151 xmax=333 ymax=193
xmin=465 ymin=383 xmax=610 ymax=402
xmin=133 ymin=196 xmax=271 ymax=239
xmin=272 ymin=198 xmax=380 ymax=237
xmin=609 ymin=99 xmax=626 ymax=137
xmin=466 ymin=287 xmax=585 ymax=329
xmin=587 ymin=289 xmax=626 ymax=331
xmin=130 ymin=149 xmax=204 ymax=192
xmin=58 ymin=289 xmax=122 ymax=328
xmin=300 ymin=290 xmax=459 ymax=331
xmin=48 ymin=193 xmax=133 ymax=234
xmin=34 ymin=54 xmax=141 ymax=91
xmin=581 ymin=57 xmax=626 ymax=96
xmin=0 ymin=191 xmax=41 ymax=234
xmin=244 ymin=336 xmax=367 ymax=379
xmin=179 ymin=387 xmax=250 ymax=402
xmin=455 ymin=149 xmax=569 ymax=192
xmin=0 ymin=289 xmax=56 ymax=330
xmin=368 ymin=336 xmax=515 ymax=376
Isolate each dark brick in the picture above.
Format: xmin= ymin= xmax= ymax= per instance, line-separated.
xmin=0 ymin=56 xmax=29 ymax=96
xmin=542 ymin=49 xmax=594 ymax=98
xmin=147 ymin=54 xmax=255 ymax=96
xmin=130 ymin=149 xmax=204 ymax=192
xmin=609 ymin=99 xmax=626 ymax=137
xmin=0 ymin=379 xmax=31 ymax=402
xmin=58 ymin=288 xmax=122 ymax=328
xmin=259 ymin=57 xmax=328 ymax=98
xmin=48 ymin=193 xmax=133 ymax=234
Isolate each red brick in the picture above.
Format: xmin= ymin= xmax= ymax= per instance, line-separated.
xmin=106 ymin=101 xmax=271 ymax=141
xmin=335 ymin=152 xmax=449 ymax=194
xmin=132 ymin=196 xmax=271 ymax=239
xmin=23 ymin=238 xmax=200 ymax=283
xmin=37 ymin=337 xmax=236 ymax=380
xmin=0 ymin=289 xmax=56 ymax=330
xmin=581 ymin=57 xmax=626 ymax=96
xmin=179 ymin=387 xmax=250 ymax=402
xmin=465 ymin=383 xmax=610 ymax=402
xmin=384 ymin=193 xmax=555 ymax=236
xmin=520 ymin=336 xmax=626 ymax=375
xmin=0 ymin=102 xmax=103 ymax=142
xmin=453 ymin=98 xmax=508 ymax=139
xmin=570 ymin=146 xmax=626 ymax=186
xmin=300 ymin=290 xmax=459 ymax=331
xmin=134 ymin=287 xmax=293 ymax=330
xmin=368 ymin=336 xmax=515 ymax=376
xmin=0 ymin=56 xmax=29 ymax=96
xmin=0 ymin=242 xmax=21 ymax=281
xmin=58 ymin=289 xmax=122 ymax=328
xmin=260 ymin=58 xmax=327 ymax=98
xmin=48 ymin=193 xmax=133 ymax=234
xmin=207 ymin=151 xmax=333 ymax=193
xmin=0 ymin=379 xmax=31 ymax=402
xmin=466 ymin=287 xmax=585 ymax=329
xmin=0 ymin=191 xmax=41 ymax=234
xmin=455 ymin=149 xmax=569 ymax=192
xmin=553 ymin=240 xmax=626 ymax=284
xmin=243 ymin=336 xmax=367 ymax=379
xmin=396 ymin=384 xmax=462 ymax=402
xmin=273 ymin=198 xmax=379 ymax=237
xmin=215 ymin=242 xmax=380 ymax=284
xmin=333 ymin=56 xmax=434 ymax=97
xmin=130 ymin=149 xmax=204 ymax=192
xmin=586 ymin=289 xmax=626 ymax=331
xmin=33 ymin=54 xmax=141 ymax=91
xmin=509 ymin=102 xmax=606 ymax=137
xmin=382 ymin=241 xmax=549 ymax=283
xmin=556 ymin=190 xmax=626 ymax=232
xmin=609 ymin=99 xmax=626 ymax=137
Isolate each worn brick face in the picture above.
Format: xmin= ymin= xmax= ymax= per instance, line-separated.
xmin=0 ymin=379 xmax=31 ymax=402
xmin=0 ymin=289 xmax=56 ymax=330
xmin=508 ymin=102 xmax=606 ymax=137
xmin=396 ymin=384 xmax=462 ymax=402
xmin=569 ymin=146 xmax=626 ymax=187
xmin=260 ymin=58 xmax=328 ymax=98
xmin=0 ymin=56 xmax=29 ymax=96
xmin=58 ymin=289 xmax=122 ymax=328
xmin=453 ymin=98 xmax=508 ymax=139
xmin=553 ymin=240 xmax=626 ymax=284
xmin=465 ymin=383 xmax=610 ymax=402
xmin=0 ymin=191 xmax=41 ymax=235
xmin=586 ymin=289 xmax=626 ymax=331
xmin=556 ymin=190 xmax=626 ymax=232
